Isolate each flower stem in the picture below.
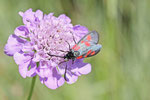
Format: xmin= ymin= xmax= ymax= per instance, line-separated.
xmin=27 ymin=75 xmax=37 ymax=100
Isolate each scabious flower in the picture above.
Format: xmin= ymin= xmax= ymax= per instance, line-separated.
xmin=4 ymin=9 xmax=91 ymax=89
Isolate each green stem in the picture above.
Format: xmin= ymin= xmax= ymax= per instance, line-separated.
xmin=27 ymin=75 xmax=37 ymax=100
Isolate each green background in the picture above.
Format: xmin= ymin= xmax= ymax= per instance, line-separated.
xmin=0 ymin=0 xmax=150 ymax=100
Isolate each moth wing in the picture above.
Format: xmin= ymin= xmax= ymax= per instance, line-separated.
xmin=72 ymin=31 xmax=99 ymax=51
xmin=77 ymin=31 xmax=99 ymax=44
xmin=75 ymin=44 xmax=102 ymax=59
xmin=72 ymin=31 xmax=101 ymax=59
xmin=83 ymin=44 xmax=102 ymax=57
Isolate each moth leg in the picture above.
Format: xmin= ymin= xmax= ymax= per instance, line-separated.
xmin=58 ymin=59 xmax=68 ymax=65
xmin=64 ymin=64 xmax=68 ymax=81
xmin=72 ymin=59 xmax=75 ymax=64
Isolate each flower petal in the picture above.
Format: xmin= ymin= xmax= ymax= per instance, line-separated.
xmin=71 ymin=59 xmax=91 ymax=75
xmin=4 ymin=34 xmax=26 ymax=56
xmin=35 ymin=10 xmax=43 ymax=21
xmin=44 ymin=68 xmax=65 ymax=89
xmin=14 ymin=52 xmax=36 ymax=78
xmin=58 ymin=14 xmax=71 ymax=24
xmin=36 ymin=68 xmax=52 ymax=78
xmin=44 ymin=76 xmax=57 ymax=89
xmin=18 ymin=60 xmax=31 ymax=78
xmin=13 ymin=52 xmax=32 ymax=65
xmin=19 ymin=8 xmax=35 ymax=25
xmin=36 ymin=61 xmax=52 ymax=78
xmin=14 ymin=26 xmax=29 ymax=38
xmin=78 ymin=63 xmax=91 ymax=75
xmin=73 ymin=25 xmax=89 ymax=39
xmin=59 ymin=59 xmax=91 ymax=84
xmin=32 ymin=52 xmax=41 ymax=62
xmin=22 ymin=42 xmax=33 ymax=52
xmin=26 ymin=61 xmax=37 ymax=77
xmin=58 ymin=60 xmax=78 ymax=84
xmin=65 ymin=72 xmax=78 ymax=84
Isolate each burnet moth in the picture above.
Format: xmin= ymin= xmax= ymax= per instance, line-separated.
xmin=49 ymin=31 xmax=102 ymax=80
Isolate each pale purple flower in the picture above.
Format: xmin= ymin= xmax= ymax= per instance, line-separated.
xmin=4 ymin=9 xmax=91 ymax=89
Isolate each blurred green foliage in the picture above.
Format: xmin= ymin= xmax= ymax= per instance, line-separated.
xmin=0 ymin=0 xmax=150 ymax=100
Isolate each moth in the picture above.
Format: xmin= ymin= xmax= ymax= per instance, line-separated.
xmin=49 ymin=31 xmax=102 ymax=80
xmin=70 ymin=31 xmax=102 ymax=60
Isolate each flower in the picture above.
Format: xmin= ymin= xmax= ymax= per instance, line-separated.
xmin=4 ymin=9 xmax=91 ymax=89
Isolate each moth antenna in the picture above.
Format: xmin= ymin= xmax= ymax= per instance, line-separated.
xmin=65 ymin=40 xmax=71 ymax=51
xmin=58 ymin=60 xmax=68 ymax=65
xmin=58 ymin=50 xmax=69 ymax=53
xmin=70 ymin=32 xmax=77 ymax=44
xmin=47 ymin=53 xmax=64 ymax=58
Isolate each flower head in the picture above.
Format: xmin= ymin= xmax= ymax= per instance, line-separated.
xmin=4 ymin=9 xmax=91 ymax=89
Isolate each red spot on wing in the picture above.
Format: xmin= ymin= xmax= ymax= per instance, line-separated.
xmin=91 ymin=51 xmax=95 ymax=55
xmin=76 ymin=55 xmax=83 ymax=59
xmin=87 ymin=35 xmax=91 ymax=41
xmin=84 ymin=50 xmax=92 ymax=57
xmin=81 ymin=40 xmax=84 ymax=43
xmin=72 ymin=44 xmax=77 ymax=49
xmin=72 ymin=44 xmax=80 ymax=51
xmin=74 ymin=46 xmax=80 ymax=51
xmin=72 ymin=45 xmax=80 ymax=51
xmin=84 ymin=42 xmax=90 ymax=46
